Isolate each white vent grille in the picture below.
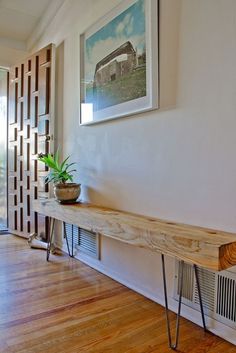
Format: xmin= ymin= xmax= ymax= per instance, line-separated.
xmin=65 ymin=223 xmax=74 ymax=243
xmin=77 ymin=228 xmax=99 ymax=258
xmin=217 ymin=274 xmax=236 ymax=323
xmin=64 ymin=223 xmax=100 ymax=259
xmin=176 ymin=262 xmax=194 ymax=301
xmin=194 ymin=267 xmax=216 ymax=312
xmin=174 ymin=261 xmax=236 ymax=329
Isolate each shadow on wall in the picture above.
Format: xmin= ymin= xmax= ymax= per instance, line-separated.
xmin=159 ymin=0 xmax=181 ymax=110
xmin=53 ymin=41 xmax=65 ymax=247
xmin=82 ymin=181 xmax=138 ymax=210
xmin=82 ymin=186 xmax=112 ymax=207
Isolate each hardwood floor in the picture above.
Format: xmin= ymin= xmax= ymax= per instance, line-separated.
xmin=0 ymin=234 xmax=235 ymax=353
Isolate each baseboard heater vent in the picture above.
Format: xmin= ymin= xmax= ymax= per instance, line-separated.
xmin=174 ymin=261 xmax=236 ymax=329
xmin=64 ymin=223 xmax=100 ymax=259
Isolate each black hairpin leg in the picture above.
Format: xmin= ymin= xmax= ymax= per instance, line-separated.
xmin=194 ymin=264 xmax=207 ymax=331
xmin=72 ymin=226 xmax=74 ymax=257
xmin=63 ymin=222 xmax=74 ymax=257
xmin=162 ymin=254 xmax=184 ymax=350
xmin=47 ymin=217 xmax=55 ymax=261
xmin=161 ymin=255 xmax=207 ymax=350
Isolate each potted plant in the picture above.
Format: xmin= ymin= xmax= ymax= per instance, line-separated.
xmin=38 ymin=151 xmax=81 ymax=203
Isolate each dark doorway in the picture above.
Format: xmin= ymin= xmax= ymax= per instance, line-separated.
xmin=111 ymin=73 xmax=116 ymax=81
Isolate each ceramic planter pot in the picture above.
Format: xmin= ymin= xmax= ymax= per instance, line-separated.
xmin=54 ymin=183 xmax=81 ymax=203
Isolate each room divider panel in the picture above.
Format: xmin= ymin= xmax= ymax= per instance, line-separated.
xmin=8 ymin=44 xmax=55 ymax=240
xmin=0 ymin=69 xmax=8 ymax=231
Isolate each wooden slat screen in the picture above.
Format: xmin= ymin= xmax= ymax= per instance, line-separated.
xmin=8 ymin=44 xmax=55 ymax=240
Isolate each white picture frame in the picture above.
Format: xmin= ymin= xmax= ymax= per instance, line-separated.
xmin=80 ymin=0 xmax=159 ymax=125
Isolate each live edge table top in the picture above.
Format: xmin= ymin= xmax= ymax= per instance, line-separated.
xmin=33 ymin=199 xmax=236 ymax=271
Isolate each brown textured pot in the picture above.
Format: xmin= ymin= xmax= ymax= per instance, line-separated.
xmin=53 ymin=183 xmax=81 ymax=203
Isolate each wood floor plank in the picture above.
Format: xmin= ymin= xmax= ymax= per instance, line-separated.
xmin=0 ymin=234 xmax=235 ymax=353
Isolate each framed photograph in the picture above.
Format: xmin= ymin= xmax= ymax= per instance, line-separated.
xmin=80 ymin=0 xmax=159 ymax=125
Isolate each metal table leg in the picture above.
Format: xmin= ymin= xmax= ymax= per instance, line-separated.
xmin=194 ymin=264 xmax=207 ymax=331
xmin=72 ymin=227 xmax=74 ymax=257
xmin=47 ymin=217 xmax=55 ymax=261
xmin=161 ymin=254 xmax=184 ymax=350
xmin=161 ymin=254 xmax=207 ymax=350
xmin=63 ymin=222 xmax=74 ymax=257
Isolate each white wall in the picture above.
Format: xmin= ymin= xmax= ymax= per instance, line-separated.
xmin=30 ymin=0 xmax=236 ymax=344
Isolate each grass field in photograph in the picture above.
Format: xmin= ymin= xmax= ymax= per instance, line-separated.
xmin=86 ymin=66 xmax=146 ymax=110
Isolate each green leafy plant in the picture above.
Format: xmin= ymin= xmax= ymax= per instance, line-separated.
xmin=38 ymin=151 xmax=76 ymax=184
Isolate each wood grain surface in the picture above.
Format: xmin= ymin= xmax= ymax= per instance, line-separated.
xmin=33 ymin=199 xmax=236 ymax=271
xmin=0 ymin=234 xmax=235 ymax=353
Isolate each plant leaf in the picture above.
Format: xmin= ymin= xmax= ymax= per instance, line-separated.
xmin=60 ymin=156 xmax=70 ymax=171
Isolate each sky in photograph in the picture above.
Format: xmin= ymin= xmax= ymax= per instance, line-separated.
xmin=85 ymin=0 xmax=145 ymax=82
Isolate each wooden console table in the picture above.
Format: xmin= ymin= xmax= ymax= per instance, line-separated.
xmin=33 ymin=199 xmax=236 ymax=349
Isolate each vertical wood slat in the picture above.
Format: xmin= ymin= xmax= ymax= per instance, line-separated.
xmin=8 ymin=44 xmax=55 ymax=240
